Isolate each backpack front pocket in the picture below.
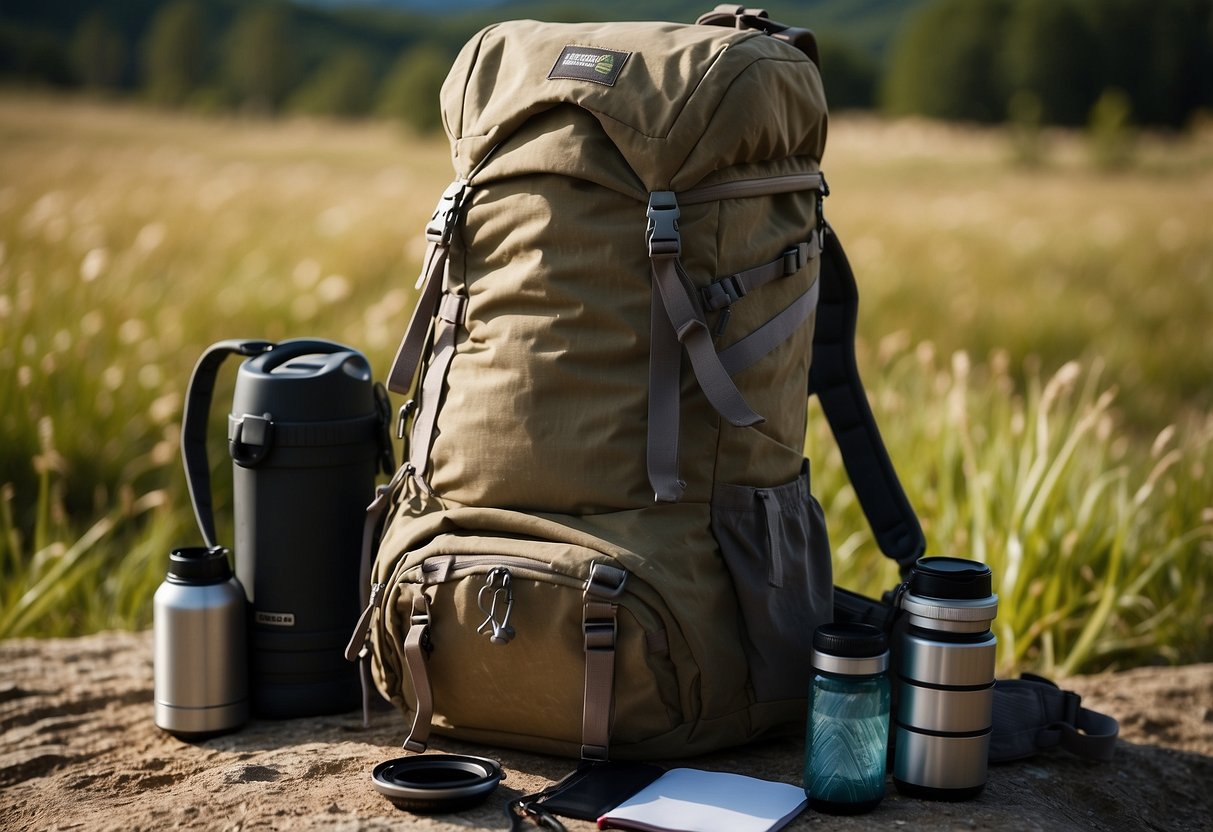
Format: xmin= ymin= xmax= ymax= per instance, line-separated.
xmin=375 ymin=535 xmax=683 ymax=756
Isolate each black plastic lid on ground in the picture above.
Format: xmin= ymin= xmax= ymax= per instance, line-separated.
xmin=813 ymin=622 xmax=888 ymax=658
xmin=909 ymin=557 xmax=992 ymax=600
xmin=371 ymin=754 xmax=503 ymax=814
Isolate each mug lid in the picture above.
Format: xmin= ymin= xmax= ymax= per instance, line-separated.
xmin=371 ymin=754 xmax=503 ymax=814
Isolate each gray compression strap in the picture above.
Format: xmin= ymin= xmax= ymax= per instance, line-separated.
xmin=386 ymin=180 xmax=469 ymax=395
xmin=809 ymin=226 xmax=926 ymax=572
xmin=581 ymin=564 xmax=627 ymax=761
xmin=402 ymin=591 xmax=435 ymax=753
xmin=718 ymin=279 xmax=820 ymax=376
xmin=646 ymin=190 xmax=763 ymax=502
xmin=409 ymin=293 xmax=467 ymax=491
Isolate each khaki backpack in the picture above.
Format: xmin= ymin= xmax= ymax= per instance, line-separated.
xmin=346 ymin=7 xmax=924 ymax=760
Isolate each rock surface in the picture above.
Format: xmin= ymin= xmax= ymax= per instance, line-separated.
xmin=1 ymin=631 xmax=1210 ymax=831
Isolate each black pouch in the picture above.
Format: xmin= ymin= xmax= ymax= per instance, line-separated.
xmin=509 ymin=761 xmax=665 ymax=830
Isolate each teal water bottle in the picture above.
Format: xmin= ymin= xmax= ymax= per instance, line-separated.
xmin=804 ymin=623 xmax=891 ymax=814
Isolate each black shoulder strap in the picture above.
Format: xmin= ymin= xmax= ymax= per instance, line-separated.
xmin=810 ymin=227 xmax=926 ymax=574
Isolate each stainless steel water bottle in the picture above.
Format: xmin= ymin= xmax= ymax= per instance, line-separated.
xmin=153 ymin=546 xmax=248 ymax=738
xmin=804 ymin=623 xmax=890 ymax=814
xmin=892 ymin=557 xmax=998 ymax=800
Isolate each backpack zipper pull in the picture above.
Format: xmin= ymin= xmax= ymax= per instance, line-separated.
xmin=476 ymin=567 xmax=516 ymax=645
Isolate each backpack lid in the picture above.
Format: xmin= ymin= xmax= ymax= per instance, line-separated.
xmin=442 ymin=20 xmax=828 ymax=192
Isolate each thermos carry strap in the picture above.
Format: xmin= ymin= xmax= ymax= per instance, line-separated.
xmin=182 ymin=339 xmax=275 ymax=550
xmin=181 ymin=338 xmax=376 ymax=549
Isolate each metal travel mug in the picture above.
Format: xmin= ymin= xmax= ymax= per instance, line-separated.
xmin=153 ymin=546 xmax=248 ymax=738
xmin=892 ymin=557 xmax=998 ymax=800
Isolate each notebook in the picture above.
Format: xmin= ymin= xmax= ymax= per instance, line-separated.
xmin=597 ymin=768 xmax=807 ymax=832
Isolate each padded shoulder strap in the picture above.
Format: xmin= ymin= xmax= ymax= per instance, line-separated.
xmin=809 ymin=228 xmax=926 ymax=573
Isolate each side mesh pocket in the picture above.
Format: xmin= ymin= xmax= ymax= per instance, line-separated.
xmin=710 ymin=461 xmax=832 ymax=702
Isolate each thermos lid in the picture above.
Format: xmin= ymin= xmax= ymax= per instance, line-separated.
xmin=232 ymin=340 xmax=375 ymax=424
xmin=909 ymin=557 xmax=992 ymax=600
xmin=166 ymin=546 xmax=234 ymax=585
xmin=812 ymin=623 xmax=889 ymax=676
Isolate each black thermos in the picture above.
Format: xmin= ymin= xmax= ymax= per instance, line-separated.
xmin=182 ymin=339 xmax=390 ymax=719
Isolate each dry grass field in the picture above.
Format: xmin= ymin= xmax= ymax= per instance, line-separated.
xmin=1 ymin=91 xmax=1210 ymax=673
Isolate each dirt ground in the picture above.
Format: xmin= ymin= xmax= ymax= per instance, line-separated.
xmin=1 ymin=630 xmax=1209 ymax=831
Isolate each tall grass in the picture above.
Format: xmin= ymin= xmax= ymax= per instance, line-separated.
xmin=820 ymin=344 xmax=1213 ymax=674
xmin=1 ymin=92 xmax=1210 ymax=674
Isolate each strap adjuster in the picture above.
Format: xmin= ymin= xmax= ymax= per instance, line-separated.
xmin=782 ymin=245 xmax=803 ymax=275
xmin=646 ymin=191 xmax=681 ymax=258
xmin=585 ymin=562 xmax=628 ymax=600
xmin=584 ymin=620 xmax=616 ymax=651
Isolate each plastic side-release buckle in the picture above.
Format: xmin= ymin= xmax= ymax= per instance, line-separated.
xmin=585 ymin=562 xmax=628 ymax=601
xmin=228 ymin=413 xmax=273 ymax=466
xmin=424 ymin=179 xmax=470 ymax=246
xmin=646 ymin=191 xmax=681 ymax=258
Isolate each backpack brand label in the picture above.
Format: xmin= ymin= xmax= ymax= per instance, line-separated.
xmin=548 ymin=45 xmax=630 ymax=86
xmin=255 ymin=610 xmax=295 ymax=627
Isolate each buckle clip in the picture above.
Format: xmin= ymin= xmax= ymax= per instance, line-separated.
xmin=424 ymin=180 xmax=470 ymax=246
xmin=646 ymin=192 xmax=681 ymax=258
xmin=585 ymin=562 xmax=628 ymax=600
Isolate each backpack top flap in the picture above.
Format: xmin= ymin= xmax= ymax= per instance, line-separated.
xmin=441 ymin=20 xmax=828 ymax=192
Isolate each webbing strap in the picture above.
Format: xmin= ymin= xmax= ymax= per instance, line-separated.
xmin=757 ymin=490 xmax=784 ymax=588
xmin=408 ymin=293 xmax=467 ymax=490
xmin=387 ymin=241 xmax=448 ymax=395
xmin=810 ymin=227 xmax=926 ymax=572
xmin=648 ymin=282 xmax=686 ymax=502
xmin=646 ymin=190 xmax=764 ymax=501
xmin=718 ymin=278 xmax=820 ymax=376
xmin=649 ymin=244 xmax=762 ymax=426
xmin=680 ymin=172 xmax=826 ymax=205
xmin=402 ymin=592 xmax=434 ymax=753
xmin=581 ymin=564 xmax=627 ymax=761
xmin=386 ymin=179 xmax=469 ymax=395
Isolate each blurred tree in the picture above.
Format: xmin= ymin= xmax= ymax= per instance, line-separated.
xmin=70 ymin=10 xmax=127 ymax=90
xmin=223 ymin=5 xmax=301 ymax=114
xmin=289 ymin=48 xmax=376 ymax=118
xmin=882 ymin=0 xmax=1013 ymax=122
xmin=141 ymin=0 xmax=209 ymax=106
xmin=1088 ymin=87 xmax=1135 ymax=168
xmin=1002 ymin=0 xmax=1098 ymax=126
xmin=1007 ymin=90 xmax=1045 ymax=166
xmin=817 ymin=36 xmax=878 ymax=110
xmin=375 ymin=44 xmax=451 ymax=134
xmin=1078 ymin=0 xmax=1213 ymax=128
xmin=0 ymin=24 xmax=74 ymax=86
